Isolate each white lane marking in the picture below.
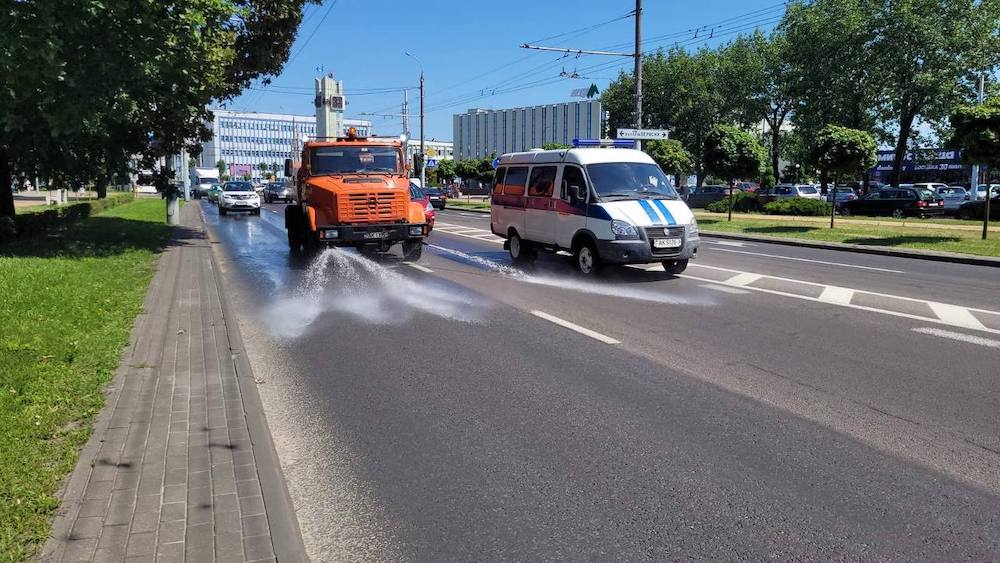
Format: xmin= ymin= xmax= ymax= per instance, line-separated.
xmin=531 ymin=310 xmax=620 ymax=344
xmin=404 ymin=262 xmax=433 ymax=273
xmin=714 ymin=248 xmax=905 ymax=273
xmin=678 ymin=273 xmax=1000 ymax=336
xmin=819 ymin=286 xmax=855 ymax=306
xmin=709 ymin=240 xmax=748 ymax=247
xmin=700 ymin=284 xmax=751 ymax=295
xmin=928 ymin=302 xmax=988 ymax=331
xmin=432 ymin=223 xmax=505 ymax=244
xmin=912 ymin=327 xmax=1000 ymax=348
xmin=725 ymin=272 xmax=763 ymax=286
xmin=691 ymin=263 xmax=999 ymax=316
xmin=451 ymin=229 xmax=485 ymax=235
xmin=460 ymin=212 xmax=488 ymax=218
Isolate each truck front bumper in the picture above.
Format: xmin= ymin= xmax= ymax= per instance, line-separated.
xmin=596 ymin=235 xmax=699 ymax=264
xmin=316 ymin=223 xmax=428 ymax=245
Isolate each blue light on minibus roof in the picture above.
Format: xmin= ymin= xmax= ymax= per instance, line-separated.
xmin=571 ymin=138 xmax=637 ymax=149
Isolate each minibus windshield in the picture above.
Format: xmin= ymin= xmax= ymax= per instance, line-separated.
xmin=587 ymin=162 xmax=679 ymax=200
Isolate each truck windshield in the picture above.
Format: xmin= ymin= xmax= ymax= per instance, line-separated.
xmin=200 ymin=178 xmax=219 ymax=185
xmin=311 ymin=146 xmax=400 ymax=174
xmin=586 ymin=162 xmax=679 ymax=200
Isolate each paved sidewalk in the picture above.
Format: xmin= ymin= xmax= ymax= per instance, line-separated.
xmin=43 ymin=203 xmax=305 ymax=562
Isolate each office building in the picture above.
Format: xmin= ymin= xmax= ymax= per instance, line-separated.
xmin=453 ymin=100 xmax=603 ymax=160
xmin=197 ymin=109 xmax=371 ymax=180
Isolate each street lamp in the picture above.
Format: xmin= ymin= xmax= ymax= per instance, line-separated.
xmin=405 ymin=51 xmax=425 ymax=190
xmin=795 ymin=163 xmax=800 ymax=183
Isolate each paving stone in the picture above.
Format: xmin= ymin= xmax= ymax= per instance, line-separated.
xmin=69 ymin=517 xmax=103 ymax=540
xmin=125 ymin=532 xmax=155 ymax=558
xmin=243 ymin=533 xmax=275 ymax=562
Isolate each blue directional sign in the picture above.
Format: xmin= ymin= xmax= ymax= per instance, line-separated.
xmin=426 ymin=159 xmax=438 ymax=168
xmin=492 ymin=158 xmax=501 ymax=169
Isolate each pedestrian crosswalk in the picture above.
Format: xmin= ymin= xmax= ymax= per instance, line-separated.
xmin=433 ymin=222 xmax=504 ymax=244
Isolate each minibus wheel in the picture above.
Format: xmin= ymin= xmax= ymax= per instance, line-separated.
xmin=575 ymin=241 xmax=600 ymax=275
xmin=509 ymin=233 xmax=536 ymax=264
xmin=662 ymin=259 xmax=688 ymax=275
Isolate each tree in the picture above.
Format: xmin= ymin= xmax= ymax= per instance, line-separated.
xmin=456 ymin=158 xmax=480 ymax=185
xmin=476 ymin=154 xmax=497 ymax=186
xmin=644 ymin=140 xmax=693 ymax=187
xmin=703 ymin=125 xmax=768 ymax=221
xmin=434 ymin=159 xmax=456 ymax=185
xmin=872 ymin=0 xmax=1000 ymax=186
xmin=947 ymin=98 xmax=1000 ymax=239
xmin=541 ymin=143 xmax=571 ymax=150
xmin=1 ymin=0 xmax=317 ymax=218
xmin=719 ymin=31 xmax=796 ymax=182
xmin=809 ymin=124 xmax=877 ymax=228
xmin=217 ymin=160 xmax=227 ymax=177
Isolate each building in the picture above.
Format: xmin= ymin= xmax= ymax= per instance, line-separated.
xmin=315 ymin=74 xmax=345 ymax=140
xmin=403 ymin=139 xmax=454 ymax=167
xmin=867 ymin=148 xmax=973 ymax=185
xmin=197 ymin=109 xmax=371 ymax=180
xmin=453 ymin=100 xmax=603 ymax=160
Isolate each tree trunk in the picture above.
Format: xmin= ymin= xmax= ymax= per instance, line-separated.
xmin=95 ymin=176 xmax=108 ymax=199
xmin=890 ymin=103 xmax=917 ymax=187
xmin=819 ymin=170 xmax=829 ymax=196
xmin=770 ymin=125 xmax=781 ymax=182
xmin=0 ymin=148 xmax=13 ymax=218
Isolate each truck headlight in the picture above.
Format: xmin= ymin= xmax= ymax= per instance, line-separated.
xmin=321 ymin=228 xmax=339 ymax=239
xmin=409 ymin=226 xmax=424 ymax=236
xmin=688 ymin=218 xmax=699 ymax=237
xmin=611 ymin=219 xmax=639 ymax=240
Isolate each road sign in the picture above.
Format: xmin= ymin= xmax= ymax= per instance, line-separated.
xmin=616 ymin=128 xmax=669 ymax=140
xmin=492 ymin=158 xmax=501 ymax=169
xmin=426 ymin=159 xmax=438 ymax=168
xmin=427 ymin=148 xmax=437 ymax=157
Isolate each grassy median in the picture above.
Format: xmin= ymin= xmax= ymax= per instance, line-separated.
xmin=0 ymin=198 xmax=170 ymax=561
xmin=697 ymin=215 xmax=1000 ymax=257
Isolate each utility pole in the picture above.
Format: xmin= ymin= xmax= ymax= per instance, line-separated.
xmin=419 ymin=70 xmax=426 ymax=189
xmin=971 ymin=74 xmax=985 ymax=199
xmin=520 ymin=2 xmax=642 ymax=147
xmin=634 ymin=0 xmax=643 ymax=151
xmin=402 ymin=90 xmax=410 ymax=176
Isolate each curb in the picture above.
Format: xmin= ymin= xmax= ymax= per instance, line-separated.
xmin=701 ymin=230 xmax=1000 ymax=268
xmin=444 ymin=205 xmax=490 ymax=214
xmin=203 ymin=216 xmax=310 ymax=562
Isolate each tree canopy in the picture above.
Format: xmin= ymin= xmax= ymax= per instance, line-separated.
xmin=644 ymin=140 xmax=693 ymax=182
xmin=702 ymin=125 xmax=768 ymax=184
xmin=948 ymin=98 xmax=1000 ymax=167
xmin=810 ymin=125 xmax=878 ymax=180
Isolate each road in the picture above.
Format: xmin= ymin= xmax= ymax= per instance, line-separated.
xmin=202 ymin=201 xmax=1000 ymax=560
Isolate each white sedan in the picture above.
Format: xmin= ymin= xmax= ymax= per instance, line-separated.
xmin=938 ymin=186 xmax=969 ymax=211
xmin=217 ymin=181 xmax=261 ymax=216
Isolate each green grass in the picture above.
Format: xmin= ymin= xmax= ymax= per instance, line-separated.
xmin=698 ymin=216 xmax=1000 ymax=257
xmin=447 ymin=200 xmax=491 ymax=211
xmin=0 ymin=199 xmax=170 ymax=561
xmin=695 ymin=209 xmax=987 ymax=229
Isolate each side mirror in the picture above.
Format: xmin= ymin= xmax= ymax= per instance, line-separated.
xmin=283 ymin=158 xmax=293 ymax=178
xmin=568 ymin=184 xmax=584 ymax=203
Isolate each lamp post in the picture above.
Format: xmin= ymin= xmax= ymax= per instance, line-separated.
xmin=405 ymin=51 xmax=425 ymax=189
xmin=794 ymin=163 xmax=800 ymax=183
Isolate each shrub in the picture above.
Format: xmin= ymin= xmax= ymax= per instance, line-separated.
xmin=705 ymin=191 xmax=762 ymax=213
xmin=763 ymin=197 xmax=831 ymax=216
xmin=7 ymin=193 xmax=134 ymax=242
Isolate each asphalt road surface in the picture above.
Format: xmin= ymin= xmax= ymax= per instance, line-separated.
xmin=202 ymin=201 xmax=1000 ymax=561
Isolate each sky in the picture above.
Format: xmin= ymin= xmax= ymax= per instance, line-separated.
xmin=227 ymin=0 xmax=785 ymax=141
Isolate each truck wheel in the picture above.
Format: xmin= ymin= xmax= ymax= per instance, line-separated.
xmin=401 ymin=240 xmax=423 ymax=261
xmin=508 ymin=233 xmax=536 ymax=264
xmin=574 ymin=241 xmax=600 ymax=275
xmin=285 ymin=205 xmax=303 ymax=252
xmin=662 ymin=259 xmax=688 ymax=275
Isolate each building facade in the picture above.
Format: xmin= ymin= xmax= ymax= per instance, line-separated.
xmin=403 ymin=139 xmax=454 ymax=166
xmin=197 ymin=109 xmax=371 ymax=180
xmin=453 ymin=100 xmax=603 ymax=160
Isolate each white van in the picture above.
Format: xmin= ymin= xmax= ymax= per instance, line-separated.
xmin=491 ymin=145 xmax=699 ymax=275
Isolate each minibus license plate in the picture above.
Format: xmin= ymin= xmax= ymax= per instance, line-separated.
xmin=363 ymin=231 xmax=389 ymax=239
xmin=653 ymin=238 xmax=682 ymax=249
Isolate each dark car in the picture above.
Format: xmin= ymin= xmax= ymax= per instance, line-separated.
xmin=685 ymin=185 xmax=740 ymax=208
xmin=840 ymin=187 xmax=945 ymax=218
xmin=424 ymin=187 xmax=447 ymax=210
xmin=262 ymin=181 xmax=293 ymax=203
xmin=956 ymin=195 xmax=1000 ymax=220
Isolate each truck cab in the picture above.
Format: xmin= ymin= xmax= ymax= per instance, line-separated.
xmin=284 ymin=129 xmax=429 ymax=259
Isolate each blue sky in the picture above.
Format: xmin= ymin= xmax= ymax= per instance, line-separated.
xmin=228 ymin=0 xmax=785 ymax=140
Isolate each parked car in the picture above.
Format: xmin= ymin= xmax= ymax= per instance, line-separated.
xmin=839 ymin=187 xmax=945 ymax=218
xmin=936 ymin=186 xmax=969 ymax=212
xmin=424 ymin=187 xmax=447 ymax=210
xmin=409 ymin=182 xmax=435 ymax=232
xmin=207 ymin=184 xmax=223 ymax=202
xmin=765 ymin=184 xmax=823 ymax=201
xmin=825 ymin=186 xmax=859 ymax=206
xmin=956 ymin=195 xmax=1000 ymax=220
xmin=217 ymin=181 xmax=261 ymax=216
xmin=735 ymin=181 xmax=759 ymax=192
xmin=685 ymin=185 xmax=739 ymax=208
xmin=262 ymin=181 xmax=293 ymax=203
xmin=973 ymin=184 xmax=1000 ymax=201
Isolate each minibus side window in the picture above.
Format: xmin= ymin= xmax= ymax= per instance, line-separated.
xmin=493 ymin=167 xmax=507 ymax=195
xmin=503 ymin=166 xmax=529 ymax=196
xmin=561 ymin=166 xmax=587 ymax=202
xmin=527 ymin=166 xmax=557 ymax=197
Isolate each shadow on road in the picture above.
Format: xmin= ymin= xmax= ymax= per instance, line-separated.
xmin=843 ymin=235 xmax=962 ymax=247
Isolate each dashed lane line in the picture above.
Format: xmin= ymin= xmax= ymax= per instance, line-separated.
xmin=912 ymin=327 xmax=1000 ymax=348
xmin=725 ymin=272 xmax=764 ymax=286
xmin=819 ymin=286 xmax=855 ymax=306
xmin=404 ymin=262 xmax=434 ymax=273
xmin=927 ymin=302 xmax=988 ymax=331
xmin=531 ymin=310 xmax=620 ymax=345
xmin=700 ymin=284 xmax=751 ymax=295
